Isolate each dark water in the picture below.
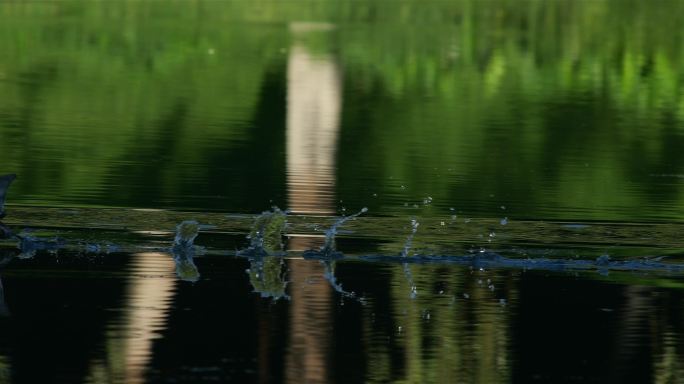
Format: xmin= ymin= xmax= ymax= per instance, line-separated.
xmin=2 ymin=0 xmax=684 ymax=382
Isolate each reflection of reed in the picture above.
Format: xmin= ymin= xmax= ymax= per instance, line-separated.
xmin=364 ymin=267 xmax=512 ymax=383
xmin=283 ymin=24 xmax=341 ymax=384
xmin=618 ymin=286 xmax=684 ymax=383
xmin=87 ymin=252 xmax=176 ymax=383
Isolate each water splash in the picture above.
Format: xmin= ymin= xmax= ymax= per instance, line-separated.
xmin=301 ymin=208 xmax=368 ymax=302
xmin=322 ymin=259 xmax=365 ymax=304
xmin=0 ymin=174 xmax=16 ymax=220
xmin=246 ymin=257 xmax=289 ymax=300
xmin=305 ymin=207 xmax=367 ymax=259
xmin=238 ymin=208 xmax=289 ymax=299
xmin=171 ymin=221 xmax=200 ymax=282
xmin=400 ymin=219 xmax=419 ymax=258
xmin=401 ymin=219 xmax=420 ymax=299
xmin=174 ymin=220 xmax=200 ymax=249
xmin=239 ymin=207 xmax=288 ymax=257
xmin=16 ymin=231 xmax=65 ymax=259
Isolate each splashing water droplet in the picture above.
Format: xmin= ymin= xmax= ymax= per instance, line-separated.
xmin=319 ymin=207 xmax=368 ymax=255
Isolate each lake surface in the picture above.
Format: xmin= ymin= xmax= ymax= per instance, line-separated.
xmin=2 ymin=1 xmax=684 ymax=382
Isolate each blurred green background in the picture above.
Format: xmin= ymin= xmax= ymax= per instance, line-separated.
xmin=1 ymin=0 xmax=684 ymax=221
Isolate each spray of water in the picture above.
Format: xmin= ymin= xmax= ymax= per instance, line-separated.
xmin=240 ymin=207 xmax=288 ymax=257
xmin=322 ymin=260 xmax=365 ymax=304
xmin=320 ymin=207 xmax=368 ymax=255
xmin=239 ymin=208 xmax=289 ymax=299
xmin=172 ymin=220 xmax=200 ymax=282
xmin=400 ymin=219 xmax=419 ymax=258
xmin=401 ymin=219 xmax=420 ymax=299
xmin=300 ymin=207 xmax=368 ymax=302
xmin=247 ymin=257 xmax=289 ymax=300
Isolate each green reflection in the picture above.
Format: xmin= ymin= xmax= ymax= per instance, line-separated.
xmin=1 ymin=0 xmax=684 ymax=221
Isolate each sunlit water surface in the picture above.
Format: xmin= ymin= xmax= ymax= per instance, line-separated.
xmin=2 ymin=0 xmax=684 ymax=383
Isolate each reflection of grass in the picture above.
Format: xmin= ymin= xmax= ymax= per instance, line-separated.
xmin=2 ymin=1 xmax=684 ymax=220
xmin=0 ymin=1 xmax=286 ymax=208
xmin=363 ymin=264 xmax=513 ymax=383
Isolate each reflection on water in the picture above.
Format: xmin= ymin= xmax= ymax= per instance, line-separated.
xmin=286 ymin=37 xmax=341 ymax=215
xmin=88 ymin=252 xmax=176 ymax=384
xmin=0 ymin=248 xmax=678 ymax=382
xmin=284 ymin=22 xmax=341 ymax=384
xmin=2 ymin=1 xmax=684 ymax=221
xmin=2 ymin=1 xmax=684 ymax=383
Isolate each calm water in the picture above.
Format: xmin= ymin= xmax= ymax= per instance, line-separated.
xmin=2 ymin=0 xmax=684 ymax=382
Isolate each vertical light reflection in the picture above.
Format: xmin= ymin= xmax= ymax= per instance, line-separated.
xmin=384 ymin=266 xmax=512 ymax=383
xmin=87 ymin=252 xmax=176 ymax=384
xmin=286 ymin=25 xmax=341 ymax=216
xmin=284 ymin=21 xmax=341 ymax=384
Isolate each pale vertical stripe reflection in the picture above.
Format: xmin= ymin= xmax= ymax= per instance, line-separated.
xmin=86 ymin=252 xmax=176 ymax=384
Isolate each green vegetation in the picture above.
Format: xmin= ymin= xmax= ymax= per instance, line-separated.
xmin=1 ymin=0 xmax=684 ymax=221
xmin=3 ymin=1 xmax=684 ymax=380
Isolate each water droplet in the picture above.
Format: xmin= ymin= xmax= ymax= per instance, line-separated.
xmin=500 ymin=217 xmax=508 ymax=225
xmin=410 ymin=286 xmax=418 ymax=299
